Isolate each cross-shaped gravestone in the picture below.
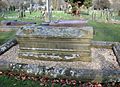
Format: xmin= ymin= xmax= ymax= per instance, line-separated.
xmin=45 ymin=0 xmax=52 ymax=22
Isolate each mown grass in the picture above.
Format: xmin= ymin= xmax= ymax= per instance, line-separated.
xmin=0 ymin=17 xmax=5 ymax=22
xmin=2 ymin=11 xmax=82 ymax=24
xmin=52 ymin=11 xmax=81 ymax=20
xmin=115 ymin=16 xmax=120 ymax=20
xmin=2 ymin=11 xmax=43 ymax=24
xmin=88 ymin=21 xmax=120 ymax=42
xmin=0 ymin=75 xmax=68 ymax=87
xmin=0 ymin=76 xmax=40 ymax=87
xmin=0 ymin=31 xmax=16 ymax=45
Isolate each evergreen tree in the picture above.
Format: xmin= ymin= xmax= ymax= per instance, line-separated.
xmin=84 ymin=0 xmax=92 ymax=8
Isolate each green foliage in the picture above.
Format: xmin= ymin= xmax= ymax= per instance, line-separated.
xmin=64 ymin=0 xmax=78 ymax=3
xmin=69 ymin=0 xmax=78 ymax=3
xmin=0 ymin=76 xmax=40 ymax=87
xmin=84 ymin=0 xmax=92 ymax=8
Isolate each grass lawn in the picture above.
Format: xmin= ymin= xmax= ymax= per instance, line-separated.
xmin=0 ymin=75 xmax=69 ymax=87
xmin=0 ymin=17 xmax=5 ymax=22
xmin=0 ymin=11 xmax=120 ymax=42
xmin=2 ymin=11 xmax=43 ymax=24
xmin=88 ymin=21 xmax=120 ymax=42
xmin=52 ymin=11 xmax=82 ymax=20
xmin=115 ymin=16 xmax=120 ymax=20
xmin=0 ymin=76 xmax=40 ymax=87
xmin=2 ymin=11 xmax=82 ymax=24
xmin=0 ymin=31 xmax=16 ymax=45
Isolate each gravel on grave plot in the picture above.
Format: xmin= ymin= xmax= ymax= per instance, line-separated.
xmin=0 ymin=45 xmax=119 ymax=70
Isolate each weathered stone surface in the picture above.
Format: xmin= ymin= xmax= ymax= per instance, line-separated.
xmin=0 ymin=61 xmax=119 ymax=83
xmin=113 ymin=44 xmax=120 ymax=66
xmin=0 ymin=26 xmax=20 ymax=31
xmin=16 ymin=26 xmax=93 ymax=62
xmin=1 ymin=20 xmax=36 ymax=26
xmin=17 ymin=26 xmax=93 ymax=38
xmin=91 ymin=41 xmax=119 ymax=48
xmin=0 ymin=61 xmax=9 ymax=71
xmin=49 ymin=20 xmax=88 ymax=27
xmin=0 ymin=39 xmax=17 ymax=55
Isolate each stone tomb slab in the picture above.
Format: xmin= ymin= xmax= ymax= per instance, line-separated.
xmin=1 ymin=20 xmax=36 ymax=26
xmin=16 ymin=26 xmax=93 ymax=62
xmin=48 ymin=20 xmax=88 ymax=27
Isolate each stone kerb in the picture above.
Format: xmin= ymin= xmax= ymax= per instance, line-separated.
xmin=91 ymin=41 xmax=119 ymax=48
xmin=0 ymin=20 xmax=36 ymax=26
xmin=113 ymin=44 xmax=120 ymax=66
xmin=0 ymin=26 xmax=21 ymax=32
xmin=0 ymin=39 xmax=17 ymax=55
xmin=0 ymin=61 xmax=120 ymax=83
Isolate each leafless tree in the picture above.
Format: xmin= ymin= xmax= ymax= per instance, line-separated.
xmin=92 ymin=0 xmax=111 ymax=9
xmin=111 ymin=0 xmax=120 ymax=16
xmin=0 ymin=0 xmax=7 ymax=9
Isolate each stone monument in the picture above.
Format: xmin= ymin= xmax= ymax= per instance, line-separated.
xmin=16 ymin=25 xmax=93 ymax=62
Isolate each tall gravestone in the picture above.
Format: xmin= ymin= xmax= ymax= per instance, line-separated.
xmin=16 ymin=25 xmax=93 ymax=62
xmin=45 ymin=0 xmax=51 ymax=22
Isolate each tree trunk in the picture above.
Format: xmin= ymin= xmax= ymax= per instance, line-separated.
xmin=118 ymin=10 xmax=120 ymax=16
